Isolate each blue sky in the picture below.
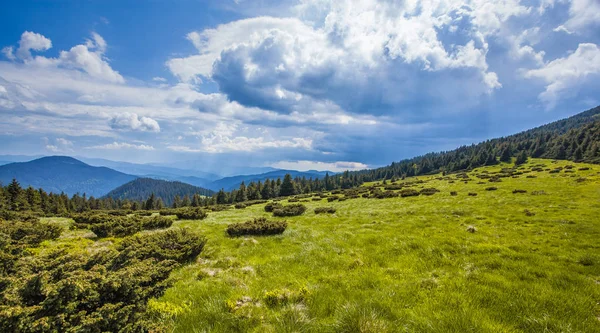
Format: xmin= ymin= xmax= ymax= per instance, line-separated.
xmin=0 ymin=0 xmax=599 ymax=172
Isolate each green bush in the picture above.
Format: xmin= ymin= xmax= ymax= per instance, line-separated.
xmin=175 ymin=207 xmax=208 ymax=220
xmin=0 ymin=228 xmax=206 ymax=333
xmin=450 ymin=191 xmax=458 ymax=196
xmin=273 ymin=204 xmax=307 ymax=217
xmin=468 ymin=192 xmax=478 ymax=196
xmin=400 ymin=189 xmax=420 ymax=197
xmin=235 ymin=203 xmax=247 ymax=209
xmin=485 ymin=187 xmax=498 ymax=191
xmin=314 ymin=207 xmax=337 ymax=214
xmin=264 ymin=202 xmax=283 ymax=212
xmin=90 ymin=216 xmax=142 ymax=238
xmin=512 ymin=189 xmax=527 ymax=194
xmin=419 ymin=188 xmax=440 ymax=196
xmin=226 ymin=217 xmax=287 ymax=237
xmin=141 ymin=215 xmax=173 ymax=230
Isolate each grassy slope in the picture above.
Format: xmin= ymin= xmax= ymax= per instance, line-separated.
xmin=43 ymin=158 xmax=600 ymax=332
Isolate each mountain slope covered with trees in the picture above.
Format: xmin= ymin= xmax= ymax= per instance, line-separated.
xmin=104 ymin=178 xmax=214 ymax=207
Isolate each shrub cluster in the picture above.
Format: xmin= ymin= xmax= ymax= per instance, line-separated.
xmin=419 ymin=188 xmax=440 ymax=196
xmin=234 ymin=203 xmax=247 ymax=209
xmin=314 ymin=207 xmax=337 ymax=214
xmin=512 ymin=189 xmax=527 ymax=194
xmin=0 ymin=228 xmax=206 ymax=332
xmin=485 ymin=187 xmax=498 ymax=191
xmin=141 ymin=215 xmax=173 ymax=230
xmin=264 ymin=202 xmax=283 ymax=212
xmin=73 ymin=213 xmax=174 ymax=238
xmin=272 ymin=204 xmax=307 ymax=217
xmin=175 ymin=207 xmax=208 ymax=220
xmin=226 ymin=217 xmax=287 ymax=237
xmin=400 ymin=189 xmax=420 ymax=197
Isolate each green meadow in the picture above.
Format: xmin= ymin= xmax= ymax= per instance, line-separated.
xmin=42 ymin=159 xmax=600 ymax=332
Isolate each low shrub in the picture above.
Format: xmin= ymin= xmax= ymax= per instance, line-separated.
xmin=578 ymin=167 xmax=590 ymax=171
xmin=209 ymin=205 xmax=231 ymax=212
xmin=288 ymin=198 xmax=299 ymax=203
xmin=90 ymin=216 xmax=142 ymax=238
xmin=468 ymin=192 xmax=478 ymax=196
xmin=512 ymin=189 xmax=527 ymax=194
xmin=273 ymin=204 xmax=307 ymax=217
xmin=327 ymin=196 xmax=340 ymax=202
xmin=245 ymin=200 xmax=268 ymax=206
xmin=450 ymin=191 xmax=458 ymax=196
xmin=234 ymin=203 xmax=247 ymax=209
xmin=524 ymin=209 xmax=535 ymax=216
xmin=141 ymin=215 xmax=173 ymax=230
xmin=314 ymin=207 xmax=337 ymax=214
xmin=419 ymin=188 xmax=440 ymax=196
xmin=485 ymin=187 xmax=498 ymax=191
xmin=264 ymin=202 xmax=283 ymax=212
xmin=226 ymin=217 xmax=287 ymax=237
xmin=312 ymin=197 xmax=322 ymax=201
xmin=175 ymin=207 xmax=208 ymax=220
xmin=159 ymin=209 xmax=177 ymax=216
xmin=400 ymin=189 xmax=420 ymax=197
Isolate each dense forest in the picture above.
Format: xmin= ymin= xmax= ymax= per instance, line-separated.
xmin=104 ymin=178 xmax=214 ymax=207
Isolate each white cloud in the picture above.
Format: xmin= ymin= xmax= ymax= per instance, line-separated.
xmin=110 ymin=112 xmax=161 ymax=132
xmin=555 ymin=0 xmax=600 ymax=33
xmin=524 ymin=43 xmax=600 ymax=109
xmin=87 ymin=142 xmax=155 ymax=150
xmin=3 ymin=31 xmax=124 ymax=83
xmin=44 ymin=137 xmax=74 ymax=153
xmin=2 ymin=46 xmax=15 ymax=60
xmin=152 ymin=76 xmax=167 ymax=82
xmin=272 ymin=160 xmax=368 ymax=172
xmin=16 ymin=31 xmax=52 ymax=60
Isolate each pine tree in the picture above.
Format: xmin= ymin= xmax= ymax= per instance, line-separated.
xmin=500 ymin=145 xmax=511 ymax=163
xmin=514 ymin=151 xmax=528 ymax=166
xmin=279 ymin=174 xmax=296 ymax=197
xmin=145 ymin=193 xmax=155 ymax=210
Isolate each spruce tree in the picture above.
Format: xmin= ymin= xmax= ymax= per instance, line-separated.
xmin=279 ymin=174 xmax=296 ymax=197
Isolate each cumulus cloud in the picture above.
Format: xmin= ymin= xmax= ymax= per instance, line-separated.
xmin=167 ymin=0 xmax=540 ymax=117
xmin=524 ymin=43 xmax=600 ymax=109
xmin=555 ymin=0 xmax=600 ymax=33
xmin=15 ymin=31 xmax=52 ymax=60
xmin=110 ymin=113 xmax=161 ymax=132
xmin=87 ymin=142 xmax=155 ymax=150
xmin=2 ymin=31 xmax=124 ymax=83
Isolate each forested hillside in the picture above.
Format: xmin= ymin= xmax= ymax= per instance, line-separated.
xmin=351 ymin=106 xmax=600 ymax=181
xmin=104 ymin=178 xmax=214 ymax=207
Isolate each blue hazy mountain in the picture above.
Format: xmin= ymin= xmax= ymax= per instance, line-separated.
xmin=0 ymin=156 xmax=137 ymax=197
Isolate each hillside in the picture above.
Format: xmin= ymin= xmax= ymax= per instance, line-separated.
xmin=25 ymin=158 xmax=600 ymax=332
xmin=208 ymin=169 xmax=331 ymax=191
xmin=0 ymin=156 xmax=137 ymax=197
xmin=104 ymin=178 xmax=214 ymax=206
xmin=350 ymin=106 xmax=600 ymax=181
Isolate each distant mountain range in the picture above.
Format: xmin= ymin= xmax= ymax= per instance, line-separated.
xmin=0 ymin=156 xmax=137 ymax=197
xmin=208 ymin=169 xmax=332 ymax=191
xmin=0 ymin=155 xmax=334 ymax=198
xmin=104 ymin=178 xmax=214 ymax=206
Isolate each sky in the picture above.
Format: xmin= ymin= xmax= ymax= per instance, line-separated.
xmin=0 ymin=0 xmax=599 ymax=172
